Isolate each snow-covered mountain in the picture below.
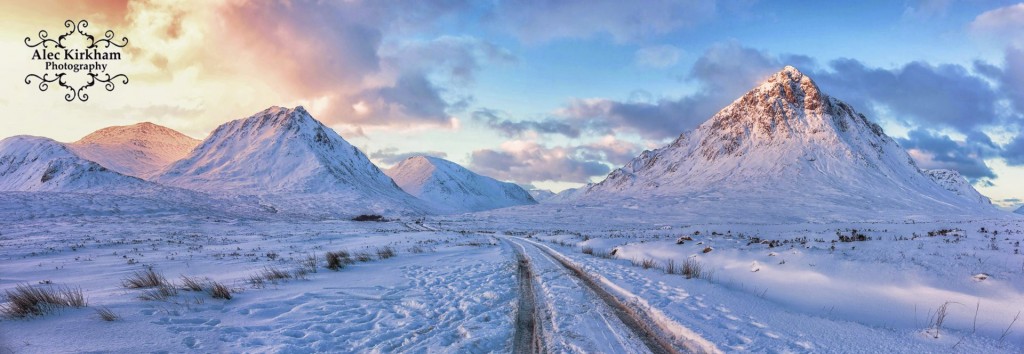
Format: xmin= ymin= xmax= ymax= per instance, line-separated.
xmin=528 ymin=189 xmax=556 ymax=202
xmin=385 ymin=156 xmax=535 ymax=213
xmin=924 ymin=169 xmax=991 ymax=205
xmin=545 ymin=184 xmax=593 ymax=204
xmin=0 ymin=135 xmax=150 ymax=192
xmin=1015 ymin=205 xmax=1024 ymax=215
xmin=0 ymin=135 xmax=269 ymax=219
xmin=573 ymin=66 xmax=998 ymax=221
xmin=70 ymin=122 xmax=199 ymax=179
xmin=154 ymin=106 xmax=425 ymax=216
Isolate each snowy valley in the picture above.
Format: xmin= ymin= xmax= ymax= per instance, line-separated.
xmin=1 ymin=67 xmax=1023 ymax=353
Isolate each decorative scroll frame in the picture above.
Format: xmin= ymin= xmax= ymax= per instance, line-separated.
xmin=24 ymin=20 xmax=129 ymax=102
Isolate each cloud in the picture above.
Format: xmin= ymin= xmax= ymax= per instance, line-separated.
xmin=1003 ymin=133 xmax=1024 ymax=166
xmin=349 ymin=73 xmax=454 ymax=126
xmin=634 ymin=45 xmax=683 ymax=69
xmin=557 ymin=96 xmax=715 ymax=140
xmin=472 ymin=108 xmax=581 ymax=138
xmin=470 ymin=42 xmax=783 ymax=140
xmin=368 ymin=148 xmax=449 ymax=167
xmin=552 ymin=42 xmax=782 ymax=140
xmin=489 ymin=0 xmax=716 ymax=43
xmin=898 ymin=129 xmax=998 ymax=179
xmin=577 ymin=136 xmax=642 ymax=165
xmin=969 ymin=3 xmax=1024 ymax=46
xmin=117 ymin=0 xmax=497 ymax=132
xmin=977 ymin=47 xmax=1024 ymax=114
xmin=383 ymin=36 xmax=516 ymax=86
xmin=902 ymin=0 xmax=952 ymax=20
xmin=688 ymin=41 xmax=781 ymax=97
xmin=813 ymin=59 xmax=1002 ymax=133
xmin=469 ymin=141 xmax=617 ymax=184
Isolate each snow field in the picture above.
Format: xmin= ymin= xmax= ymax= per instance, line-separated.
xmin=526 ymin=218 xmax=1024 ymax=353
xmin=0 ymin=219 xmax=516 ymax=353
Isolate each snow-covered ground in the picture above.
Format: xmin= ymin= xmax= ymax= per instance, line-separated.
xmin=2 ymin=211 xmax=1023 ymax=353
xmin=0 ymin=217 xmax=516 ymax=353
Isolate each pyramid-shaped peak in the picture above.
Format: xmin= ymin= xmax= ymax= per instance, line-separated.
xmin=392 ymin=156 xmax=452 ymax=174
xmin=229 ymin=105 xmax=324 ymax=134
xmin=253 ymin=105 xmax=311 ymax=121
xmin=711 ymin=64 xmax=826 ymax=123
xmin=759 ymin=65 xmax=819 ymax=94
xmin=780 ymin=65 xmax=803 ymax=75
xmin=407 ymin=155 xmax=447 ymax=165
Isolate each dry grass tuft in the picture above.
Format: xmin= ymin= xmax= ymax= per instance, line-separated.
xmin=95 ymin=306 xmax=119 ymax=321
xmin=376 ymin=246 xmax=396 ymax=260
xmin=122 ymin=268 xmax=167 ymax=289
xmin=209 ymin=282 xmax=232 ymax=300
xmin=2 ymin=284 xmax=86 ymax=318
xmin=180 ymin=275 xmax=204 ymax=292
xmin=325 ymin=251 xmax=352 ymax=271
xmin=138 ymin=284 xmax=178 ymax=301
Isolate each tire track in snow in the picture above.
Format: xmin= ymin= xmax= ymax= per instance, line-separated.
xmin=506 ymin=240 xmax=543 ymax=354
xmin=506 ymin=237 xmax=680 ymax=354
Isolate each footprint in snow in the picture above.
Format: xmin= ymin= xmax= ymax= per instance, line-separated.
xmin=794 ymin=340 xmax=815 ymax=350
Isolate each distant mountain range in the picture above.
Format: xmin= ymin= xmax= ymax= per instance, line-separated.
xmin=0 ymin=66 xmax=1012 ymax=221
xmin=152 ymin=106 xmax=426 ymax=216
xmin=528 ymin=189 xmax=555 ymax=202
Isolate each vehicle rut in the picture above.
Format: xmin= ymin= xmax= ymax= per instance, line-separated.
xmin=509 ymin=237 xmax=686 ymax=354
xmin=508 ymin=241 xmax=543 ymax=354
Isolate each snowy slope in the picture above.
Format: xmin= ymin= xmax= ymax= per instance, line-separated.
xmin=1015 ymin=205 xmax=1024 ymax=214
xmin=385 ymin=156 xmax=535 ymax=213
xmin=155 ymin=106 xmax=425 ymax=216
xmin=70 ymin=122 xmax=199 ymax=179
xmin=545 ymin=184 xmax=593 ymax=204
xmin=528 ymin=189 xmax=555 ymax=202
xmin=577 ymin=66 xmax=998 ymax=222
xmin=0 ymin=135 xmax=151 ymax=192
xmin=0 ymin=135 xmax=265 ymax=219
xmin=923 ymin=169 xmax=991 ymax=204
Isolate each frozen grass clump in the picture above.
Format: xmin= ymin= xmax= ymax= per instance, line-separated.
xmin=122 ymin=268 xmax=167 ymax=289
xmin=3 ymin=284 xmax=87 ymax=318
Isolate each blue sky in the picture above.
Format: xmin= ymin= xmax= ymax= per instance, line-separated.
xmin=3 ymin=0 xmax=1024 ymax=207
